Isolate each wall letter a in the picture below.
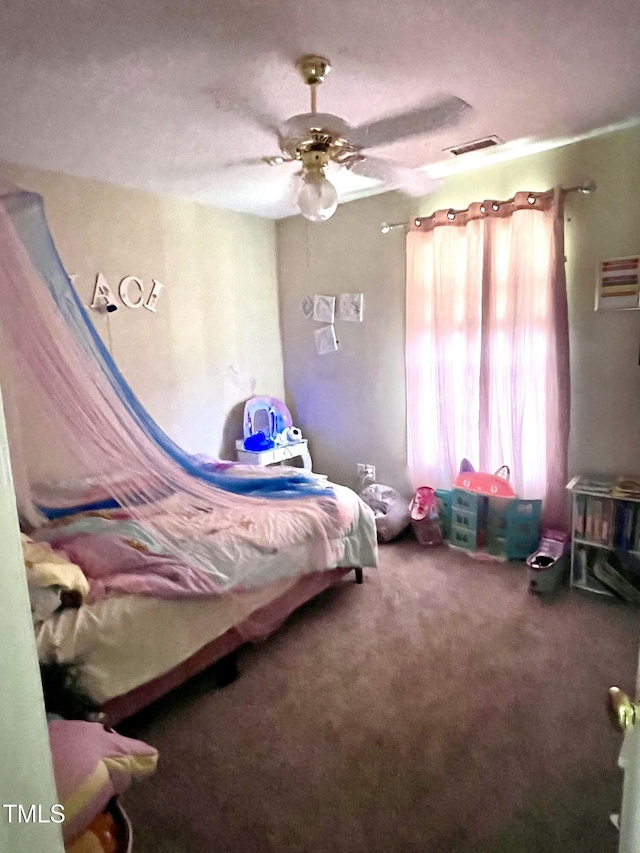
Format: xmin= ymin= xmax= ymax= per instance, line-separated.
xmin=90 ymin=273 xmax=117 ymax=309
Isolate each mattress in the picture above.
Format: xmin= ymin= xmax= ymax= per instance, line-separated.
xmin=35 ymin=484 xmax=376 ymax=704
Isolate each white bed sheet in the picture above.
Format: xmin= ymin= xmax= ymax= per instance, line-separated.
xmin=35 ymin=484 xmax=376 ymax=703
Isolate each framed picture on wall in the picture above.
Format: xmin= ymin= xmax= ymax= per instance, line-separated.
xmin=595 ymin=256 xmax=640 ymax=311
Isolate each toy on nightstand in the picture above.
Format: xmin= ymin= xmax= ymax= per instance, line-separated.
xmin=237 ymin=397 xmax=310 ymax=468
xmin=242 ymin=396 xmax=293 ymax=450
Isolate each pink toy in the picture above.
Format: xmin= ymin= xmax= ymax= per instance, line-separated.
xmin=526 ymin=529 xmax=571 ymax=593
xmin=410 ymin=486 xmax=443 ymax=546
xmin=527 ymin=529 xmax=571 ymax=565
xmin=453 ymin=461 xmax=516 ymax=498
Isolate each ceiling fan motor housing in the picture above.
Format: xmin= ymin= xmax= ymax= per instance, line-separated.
xmin=299 ymin=146 xmax=331 ymax=172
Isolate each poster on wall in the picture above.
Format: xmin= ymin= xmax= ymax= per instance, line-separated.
xmin=596 ymin=256 xmax=640 ymax=311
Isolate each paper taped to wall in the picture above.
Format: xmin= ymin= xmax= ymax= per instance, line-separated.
xmin=339 ymin=292 xmax=364 ymax=322
xmin=313 ymin=295 xmax=336 ymax=324
xmin=314 ymin=324 xmax=338 ymax=355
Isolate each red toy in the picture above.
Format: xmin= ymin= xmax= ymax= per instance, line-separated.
xmin=410 ymin=486 xmax=443 ymax=546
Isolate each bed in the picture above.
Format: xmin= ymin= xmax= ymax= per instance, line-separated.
xmin=1 ymin=186 xmax=378 ymax=723
xmin=33 ymin=482 xmax=376 ymax=724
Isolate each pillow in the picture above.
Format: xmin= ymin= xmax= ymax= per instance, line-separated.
xmin=48 ymin=720 xmax=158 ymax=842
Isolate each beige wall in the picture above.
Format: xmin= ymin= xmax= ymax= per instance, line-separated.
xmin=277 ymin=126 xmax=640 ymax=495
xmin=3 ymin=163 xmax=284 ymax=459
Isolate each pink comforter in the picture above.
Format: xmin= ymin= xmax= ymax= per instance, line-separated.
xmin=44 ymin=532 xmax=222 ymax=603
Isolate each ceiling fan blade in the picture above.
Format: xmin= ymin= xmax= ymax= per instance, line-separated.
xmin=224 ymin=156 xmax=280 ymax=169
xmin=223 ymin=155 xmax=298 ymax=170
xmin=349 ymin=156 xmax=440 ymax=197
xmin=168 ymin=156 xmax=298 ymax=181
xmin=351 ymin=96 xmax=472 ymax=149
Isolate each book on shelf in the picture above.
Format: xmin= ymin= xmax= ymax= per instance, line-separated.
xmin=567 ymin=474 xmax=640 ymax=499
xmin=581 ymin=496 xmax=614 ymax=546
xmin=574 ymin=494 xmax=587 ymax=538
xmin=601 ymin=499 xmax=614 ymax=545
xmin=574 ymin=546 xmax=587 ymax=584
xmin=586 ymin=568 xmax=617 ymax=596
xmin=573 ymin=545 xmax=614 ymax=594
xmin=593 ymin=550 xmax=640 ymax=604
xmin=613 ymin=477 xmax=640 ymax=500
xmin=591 ymin=498 xmax=602 ymax=541
xmin=595 ymin=499 xmax=603 ymax=541
xmin=584 ymin=499 xmax=594 ymax=539
xmin=567 ymin=475 xmax=614 ymax=495
xmin=615 ymin=502 xmax=637 ymax=550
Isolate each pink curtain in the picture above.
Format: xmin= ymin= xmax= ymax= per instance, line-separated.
xmin=406 ymin=189 xmax=570 ymax=528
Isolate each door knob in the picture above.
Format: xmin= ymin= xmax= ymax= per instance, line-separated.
xmin=608 ymin=686 xmax=639 ymax=732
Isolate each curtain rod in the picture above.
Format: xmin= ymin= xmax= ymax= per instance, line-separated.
xmin=380 ymin=180 xmax=597 ymax=233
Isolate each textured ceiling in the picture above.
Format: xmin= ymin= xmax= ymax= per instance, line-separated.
xmin=1 ymin=0 xmax=639 ymax=218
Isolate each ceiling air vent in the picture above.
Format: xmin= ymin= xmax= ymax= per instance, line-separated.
xmin=446 ymin=135 xmax=503 ymax=156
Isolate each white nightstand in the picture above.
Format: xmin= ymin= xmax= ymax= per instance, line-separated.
xmin=235 ymin=439 xmax=313 ymax=470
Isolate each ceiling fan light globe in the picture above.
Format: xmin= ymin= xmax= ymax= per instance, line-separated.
xmin=297 ymin=172 xmax=338 ymax=222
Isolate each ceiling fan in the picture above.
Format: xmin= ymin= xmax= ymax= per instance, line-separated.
xmin=260 ymin=54 xmax=472 ymax=221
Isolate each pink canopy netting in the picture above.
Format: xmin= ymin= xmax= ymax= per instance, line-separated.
xmin=0 ymin=187 xmax=352 ymax=591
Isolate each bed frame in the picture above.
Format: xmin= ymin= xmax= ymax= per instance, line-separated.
xmin=102 ymin=566 xmax=364 ymax=725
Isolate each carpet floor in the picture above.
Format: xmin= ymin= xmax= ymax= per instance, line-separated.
xmin=120 ymin=540 xmax=639 ymax=853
